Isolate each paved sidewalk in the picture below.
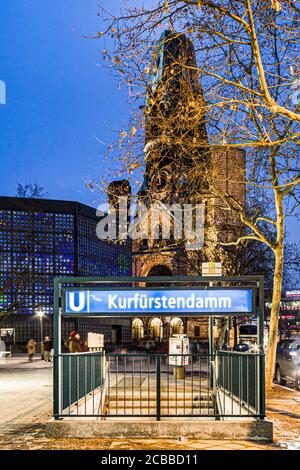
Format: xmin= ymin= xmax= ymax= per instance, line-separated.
xmin=0 ymin=354 xmax=53 ymax=369
xmin=266 ymin=385 xmax=300 ymax=449
xmin=0 ymin=358 xmax=299 ymax=450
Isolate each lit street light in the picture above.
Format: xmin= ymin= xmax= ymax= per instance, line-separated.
xmin=36 ymin=309 xmax=44 ymax=360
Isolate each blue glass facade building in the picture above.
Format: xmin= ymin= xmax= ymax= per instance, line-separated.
xmin=0 ymin=196 xmax=132 ymax=344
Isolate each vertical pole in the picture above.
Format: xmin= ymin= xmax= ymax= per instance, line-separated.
xmin=257 ymin=277 xmax=265 ymax=418
xmin=72 ymin=204 xmax=79 ymax=335
xmin=40 ymin=316 xmax=43 ymax=360
xmin=257 ymin=278 xmax=264 ymax=352
xmin=209 ymin=316 xmax=214 ymax=389
xmin=156 ymin=355 xmax=161 ymax=421
xmin=53 ymin=278 xmax=61 ymax=419
xmin=208 ymin=281 xmax=214 ymax=388
xmin=209 ymin=317 xmax=214 ymax=354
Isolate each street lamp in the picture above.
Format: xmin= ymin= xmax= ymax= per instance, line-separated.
xmin=36 ymin=309 xmax=44 ymax=360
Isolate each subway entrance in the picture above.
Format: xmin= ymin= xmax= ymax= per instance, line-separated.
xmin=53 ymin=276 xmax=265 ymax=421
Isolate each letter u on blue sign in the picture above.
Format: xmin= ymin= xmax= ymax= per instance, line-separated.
xmin=67 ymin=291 xmax=87 ymax=313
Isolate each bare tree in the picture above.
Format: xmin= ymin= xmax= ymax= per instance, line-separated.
xmin=95 ymin=0 xmax=300 ymax=392
xmin=16 ymin=182 xmax=48 ymax=199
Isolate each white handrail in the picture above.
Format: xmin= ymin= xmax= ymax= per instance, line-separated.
xmin=98 ymin=358 xmax=109 ymax=417
xmin=210 ymin=360 xmax=224 ymax=419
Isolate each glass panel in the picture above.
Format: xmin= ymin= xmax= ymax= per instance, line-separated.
xmin=0 ymin=231 xmax=11 ymax=251
xmin=34 ymin=212 xmax=54 ymax=231
xmin=55 ymin=213 xmax=74 ymax=233
xmin=0 ymin=210 xmax=11 ymax=230
xmin=54 ymin=254 xmax=74 ymax=274
xmin=12 ymin=211 xmax=32 ymax=231
xmin=34 ymin=232 xmax=54 ymax=253
xmin=55 ymin=233 xmax=74 ymax=254
xmin=34 ymin=254 xmax=53 ymax=273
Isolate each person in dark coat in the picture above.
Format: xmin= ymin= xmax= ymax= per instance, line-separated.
xmin=43 ymin=336 xmax=52 ymax=362
xmin=64 ymin=331 xmax=81 ymax=353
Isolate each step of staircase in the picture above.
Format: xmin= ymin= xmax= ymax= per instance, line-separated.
xmin=108 ymin=392 xmax=213 ymax=401
xmin=106 ymin=407 xmax=216 ymax=416
xmin=108 ymin=400 xmax=214 ymax=408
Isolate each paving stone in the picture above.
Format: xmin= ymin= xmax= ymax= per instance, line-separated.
xmin=0 ymin=358 xmax=298 ymax=450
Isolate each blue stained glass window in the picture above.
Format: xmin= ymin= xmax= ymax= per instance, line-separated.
xmin=0 ymin=273 xmax=12 ymax=289
xmin=18 ymin=306 xmax=33 ymax=315
xmin=34 ymin=232 xmax=54 ymax=253
xmin=12 ymin=231 xmax=32 ymax=253
xmin=78 ymin=255 xmax=89 ymax=275
xmin=55 ymin=254 xmax=74 ymax=274
xmin=40 ymin=304 xmax=53 ymax=315
xmin=55 ymin=213 xmax=74 ymax=233
xmin=35 ymin=294 xmax=51 ymax=306
xmin=12 ymin=253 xmax=33 ymax=272
xmin=12 ymin=211 xmax=31 ymax=231
xmin=0 ymin=205 xmax=131 ymax=317
xmin=0 ymin=210 xmax=11 ymax=230
xmin=16 ymin=294 xmax=33 ymax=307
xmin=34 ymin=254 xmax=53 ymax=273
xmin=78 ymin=216 xmax=95 ymax=237
xmin=0 ymin=293 xmax=12 ymax=308
xmin=0 ymin=253 xmax=11 ymax=272
xmin=55 ymin=233 xmax=74 ymax=254
xmin=34 ymin=275 xmax=53 ymax=293
xmin=34 ymin=212 xmax=54 ymax=232
xmin=18 ymin=282 xmax=33 ymax=294
xmin=0 ymin=231 xmax=11 ymax=251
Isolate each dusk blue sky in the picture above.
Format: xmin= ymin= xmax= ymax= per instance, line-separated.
xmin=0 ymin=0 xmax=130 ymax=205
xmin=0 ymin=1 xmax=299 ymax=242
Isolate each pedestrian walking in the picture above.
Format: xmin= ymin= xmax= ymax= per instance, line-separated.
xmin=64 ymin=331 xmax=81 ymax=353
xmin=26 ymin=339 xmax=36 ymax=363
xmin=43 ymin=336 xmax=52 ymax=362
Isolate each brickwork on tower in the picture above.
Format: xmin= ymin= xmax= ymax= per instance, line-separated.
xmin=111 ymin=31 xmax=246 ymax=345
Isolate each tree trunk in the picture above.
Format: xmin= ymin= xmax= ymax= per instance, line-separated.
xmin=265 ymin=246 xmax=284 ymax=394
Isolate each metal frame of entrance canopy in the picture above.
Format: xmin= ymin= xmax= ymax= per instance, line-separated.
xmin=53 ymin=275 xmax=265 ymax=420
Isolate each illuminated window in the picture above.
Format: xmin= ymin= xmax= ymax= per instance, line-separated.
xmin=13 ymin=211 xmax=31 ymax=231
xmin=55 ymin=213 xmax=74 ymax=232
xmin=55 ymin=233 xmax=74 ymax=254
xmin=132 ymin=319 xmax=144 ymax=340
xmin=34 ymin=254 xmax=53 ymax=274
xmin=12 ymin=253 xmax=33 ymax=272
xmin=34 ymin=232 xmax=54 ymax=253
xmin=0 ymin=253 xmax=11 ymax=272
xmin=34 ymin=212 xmax=54 ymax=232
xmin=0 ymin=232 xmax=11 ymax=251
xmin=13 ymin=232 xmax=32 ymax=252
xmin=54 ymin=254 xmax=74 ymax=274
xmin=0 ymin=210 xmax=11 ymax=230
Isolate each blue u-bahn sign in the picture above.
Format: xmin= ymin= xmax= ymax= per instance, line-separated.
xmin=62 ymin=288 xmax=254 ymax=317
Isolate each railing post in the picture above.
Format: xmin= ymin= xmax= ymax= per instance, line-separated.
xmin=209 ymin=317 xmax=214 ymax=388
xmin=156 ymin=355 xmax=161 ymax=421
xmin=259 ymin=353 xmax=266 ymax=418
xmin=53 ymin=278 xmax=61 ymax=419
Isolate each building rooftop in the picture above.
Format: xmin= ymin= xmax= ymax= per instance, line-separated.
xmin=0 ymin=196 xmax=100 ymax=221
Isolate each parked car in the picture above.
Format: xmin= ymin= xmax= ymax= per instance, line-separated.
xmin=275 ymin=339 xmax=300 ymax=390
